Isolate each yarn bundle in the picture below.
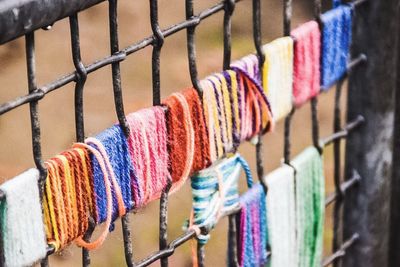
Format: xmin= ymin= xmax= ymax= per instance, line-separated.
xmin=292 ymin=147 xmax=325 ymax=267
xmin=0 ymin=169 xmax=47 ymax=267
xmin=126 ymin=107 xmax=169 ymax=207
xmin=89 ymin=126 xmax=133 ymax=224
xmin=201 ymin=69 xmax=273 ymax=162
xmin=265 ymin=165 xmax=297 ymax=267
xmin=321 ymin=4 xmax=353 ymax=89
xmin=237 ymin=183 xmax=268 ymax=267
xmin=262 ymin=37 xmax=294 ymax=121
xmin=189 ymin=153 xmax=253 ymax=244
xmin=163 ymin=89 xmax=210 ymax=193
xmin=291 ymin=21 xmax=321 ymax=107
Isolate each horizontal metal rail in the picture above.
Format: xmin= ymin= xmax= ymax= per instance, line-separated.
xmin=322 ymin=233 xmax=359 ymax=266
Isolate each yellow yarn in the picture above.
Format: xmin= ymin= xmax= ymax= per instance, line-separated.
xmin=262 ymin=37 xmax=294 ymax=121
xmin=227 ymin=70 xmax=241 ymax=138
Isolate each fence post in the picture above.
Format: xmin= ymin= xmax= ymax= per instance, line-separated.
xmin=389 ymin=4 xmax=400 ymax=267
xmin=343 ymin=1 xmax=399 ymax=267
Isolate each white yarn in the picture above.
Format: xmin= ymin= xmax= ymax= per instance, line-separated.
xmin=1 ymin=169 xmax=47 ymax=267
xmin=262 ymin=37 xmax=294 ymax=122
xmin=264 ymin=165 xmax=297 ymax=267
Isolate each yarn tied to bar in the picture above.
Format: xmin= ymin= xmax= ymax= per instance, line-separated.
xmin=188 ymin=153 xmax=253 ymax=245
xmin=126 ymin=107 xmax=169 ymax=208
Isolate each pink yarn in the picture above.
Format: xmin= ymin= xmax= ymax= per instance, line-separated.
xmin=291 ymin=21 xmax=321 ymax=107
xmin=126 ymin=107 xmax=169 ymax=208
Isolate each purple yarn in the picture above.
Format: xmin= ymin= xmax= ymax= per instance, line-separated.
xmin=90 ymin=124 xmax=135 ymax=225
xmin=236 ymin=183 xmax=268 ymax=267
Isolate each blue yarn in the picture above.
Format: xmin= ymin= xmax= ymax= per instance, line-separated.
xmin=332 ymin=0 xmax=341 ymax=8
xmin=238 ymin=183 xmax=268 ymax=267
xmin=90 ymin=124 xmax=134 ymax=225
xmin=321 ymin=4 xmax=353 ymax=90
xmin=190 ymin=154 xmax=253 ymax=244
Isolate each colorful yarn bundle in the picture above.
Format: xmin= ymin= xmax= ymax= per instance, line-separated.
xmin=189 ymin=153 xmax=253 ymax=244
xmin=43 ymin=146 xmax=107 ymax=250
xmin=291 ymin=21 xmax=321 ymax=107
xmin=201 ymin=69 xmax=273 ymax=162
xmin=89 ymin=125 xmax=133 ymax=223
xmin=163 ymin=89 xmax=210 ymax=193
xmin=0 ymin=169 xmax=47 ymax=267
xmin=292 ymin=147 xmax=325 ymax=267
xmin=126 ymin=107 xmax=169 ymax=207
xmin=231 ymin=54 xmax=261 ymax=86
xmin=321 ymin=4 xmax=353 ymax=89
xmin=262 ymin=37 xmax=294 ymax=121
xmin=265 ymin=165 xmax=297 ymax=267
xmin=237 ymin=183 xmax=268 ymax=267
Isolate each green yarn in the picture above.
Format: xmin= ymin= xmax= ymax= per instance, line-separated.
xmin=291 ymin=147 xmax=325 ymax=267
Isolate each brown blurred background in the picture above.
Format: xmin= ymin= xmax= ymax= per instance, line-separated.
xmin=0 ymin=0 xmax=343 ymax=266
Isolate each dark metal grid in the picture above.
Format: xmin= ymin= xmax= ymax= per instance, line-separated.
xmin=0 ymin=0 xmax=368 ymax=266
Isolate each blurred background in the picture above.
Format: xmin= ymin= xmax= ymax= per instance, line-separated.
xmin=0 ymin=0 xmax=344 ymax=266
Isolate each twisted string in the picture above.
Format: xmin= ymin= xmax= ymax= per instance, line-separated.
xmin=189 ymin=154 xmax=253 ymax=245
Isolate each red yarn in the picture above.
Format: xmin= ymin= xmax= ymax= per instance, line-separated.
xmin=291 ymin=21 xmax=321 ymax=107
xmin=163 ymin=88 xmax=211 ymax=184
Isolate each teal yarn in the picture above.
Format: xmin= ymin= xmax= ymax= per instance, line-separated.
xmin=190 ymin=153 xmax=253 ymax=244
xmin=321 ymin=4 xmax=353 ymax=90
xmin=90 ymin=124 xmax=135 ymax=225
xmin=291 ymin=147 xmax=325 ymax=267
xmin=237 ymin=183 xmax=268 ymax=267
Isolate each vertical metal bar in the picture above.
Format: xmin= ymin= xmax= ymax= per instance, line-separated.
xmin=252 ymin=0 xmax=265 ymax=183
xmin=69 ymin=14 xmax=95 ymax=267
xmin=282 ymin=0 xmax=293 ymax=165
xmin=149 ymin=1 xmax=170 ymax=266
xmin=222 ymin=1 xmax=238 ymax=265
xmin=185 ymin=0 xmax=202 ymax=95
xmin=310 ymin=97 xmax=322 ymax=153
xmin=197 ymin=242 xmax=205 ymax=267
xmin=108 ymin=0 xmax=134 ymax=266
xmin=25 ymin=32 xmax=49 ymax=267
xmin=332 ymin=79 xmax=345 ymax=267
xmin=343 ymin=0 xmax=399 ymax=266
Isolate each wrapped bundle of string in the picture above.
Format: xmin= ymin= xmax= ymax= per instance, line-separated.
xmin=163 ymin=89 xmax=210 ymax=193
xmin=236 ymin=183 xmax=268 ymax=267
xmin=188 ymin=153 xmax=253 ymax=245
xmin=231 ymin=54 xmax=261 ymax=86
xmin=43 ymin=146 xmax=114 ymax=251
xmin=291 ymin=147 xmax=325 ymax=267
xmin=0 ymin=169 xmax=47 ymax=267
xmin=201 ymin=69 xmax=273 ymax=162
xmin=321 ymin=4 xmax=353 ymax=90
xmin=291 ymin=21 xmax=321 ymax=107
xmin=265 ymin=165 xmax=297 ymax=267
xmin=262 ymin=37 xmax=294 ymax=121
xmin=89 ymin=125 xmax=133 ymax=223
xmin=126 ymin=107 xmax=169 ymax=208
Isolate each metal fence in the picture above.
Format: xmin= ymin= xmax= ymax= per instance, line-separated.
xmin=0 ymin=0 xmax=398 ymax=266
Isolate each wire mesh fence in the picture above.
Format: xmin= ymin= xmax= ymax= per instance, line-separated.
xmin=0 ymin=0 xmax=391 ymax=266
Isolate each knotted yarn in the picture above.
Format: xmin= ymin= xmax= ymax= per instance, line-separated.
xmin=262 ymin=37 xmax=294 ymax=121
xmin=0 ymin=169 xmax=47 ymax=267
xmin=321 ymin=4 xmax=353 ymax=90
xmin=163 ymin=89 xmax=210 ymax=193
xmin=264 ymin=165 xmax=297 ymax=267
xmin=291 ymin=147 xmax=325 ymax=267
xmin=291 ymin=21 xmax=321 ymax=107
xmin=189 ymin=153 xmax=253 ymax=245
xmin=201 ymin=69 xmax=273 ymax=162
xmin=89 ymin=125 xmax=133 ymax=223
xmin=126 ymin=107 xmax=169 ymax=208
xmin=237 ymin=183 xmax=268 ymax=267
